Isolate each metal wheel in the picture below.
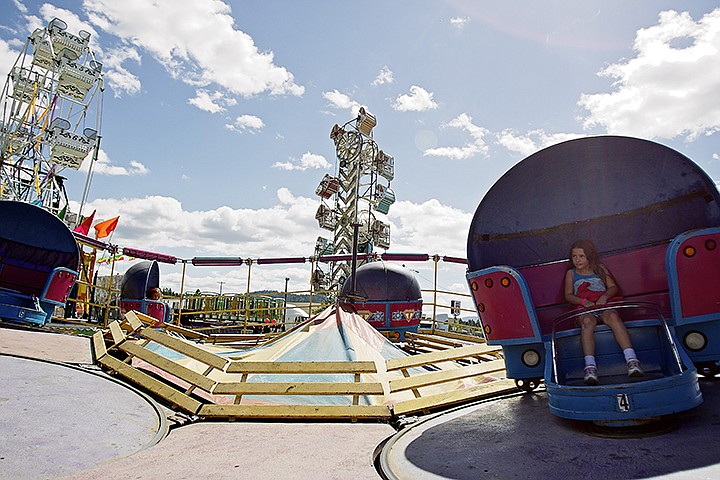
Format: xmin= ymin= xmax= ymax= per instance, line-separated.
xmin=336 ymin=131 xmax=362 ymax=161
xmin=515 ymin=378 xmax=541 ymax=392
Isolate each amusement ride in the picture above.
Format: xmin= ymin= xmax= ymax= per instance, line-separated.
xmin=0 ymin=17 xmax=103 ymax=218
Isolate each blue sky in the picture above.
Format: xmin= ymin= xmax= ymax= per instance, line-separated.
xmin=2 ymin=1 xmax=720 ymax=304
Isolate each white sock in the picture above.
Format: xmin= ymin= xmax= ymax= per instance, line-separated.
xmin=584 ymin=355 xmax=596 ymax=368
xmin=623 ymin=348 xmax=637 ymax=362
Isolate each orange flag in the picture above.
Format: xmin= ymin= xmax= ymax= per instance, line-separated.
xmin=94 ymin=216 xmax=120 ymax=239
xmin=73 ymin=210 xmax=96 ymax=235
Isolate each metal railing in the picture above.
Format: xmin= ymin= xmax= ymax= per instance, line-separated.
xmin=549 ymin=301 xmax=684 ymax=384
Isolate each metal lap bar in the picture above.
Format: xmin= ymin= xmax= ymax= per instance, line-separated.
xmin=549 ymin=301 xmax=684 ymax=383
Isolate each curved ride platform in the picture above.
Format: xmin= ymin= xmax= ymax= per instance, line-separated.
xmin=380 ymin=379 xmax=720 ymax=480
xmin=0 ymin=354 xmax=167 ymax=479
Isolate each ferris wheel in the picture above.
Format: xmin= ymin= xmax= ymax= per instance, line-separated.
xmin=314 ymin=107 xmax=396 ymax=291
xmin=0 ymin=17 xmax=103 ymax=219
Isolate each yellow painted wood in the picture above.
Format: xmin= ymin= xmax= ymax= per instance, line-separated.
xmin=213 ymin=381 xmax=384 ymax=396
xmin=140 ymin=327 xmax=229 ymax=371
xmin=406 ymin=339 xmax=451 ymax=352
xmin=123 ymin=311 xmax=144 ymax=332
xmin=392 ymin=379 xmax=518 ymax=416
xmin=420 ymin=330 xmax=487 ymax=343
xmin=198 ymin=403 xmax=391 ymax=420
xmin=120 ymin=341 xmax=216 ymax=392
xmin=389 ymin=359 xmax=506 ymax=392
xmin=226 ymin=361 xmax=377 ymax=374
xmin=162 ymin=323 xmax=209 ymax=340
xmin=406 ymin=332 xmax=463 ymax=348
xmin=91 ymin=331 xmax=107 ymax=360
xmin=386 ymin=344 xmax=502 ymax=371
xmin=108 ymin=321 xmax=126 ymax=346
xmin=99 ymin=353 xmax=203 ymax=414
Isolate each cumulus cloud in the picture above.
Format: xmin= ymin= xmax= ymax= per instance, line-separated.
xmin=76 ymin=192 xmax=472 ymax=294
xmin=495 ymin=129 xmax=583 ymax=157
xmin=392 ymin=85 xmax=438 ymax=112
xmin=101 ymin=45 xmax=142 ymax=96
xmin=188 ymin=89 xmax=237 ymax=113
xmin=423 ymin=113 xmax=489 ymax=160
xmin=272 ymin=152 xmax=331 ymax=171
xmin=389 ymin=199 xmax=470 ymax=257
xmin=322 ymin=89 xmax=361 ymax=115
xmin=579 ymin=9 xmax=720 ymax=141
xmin=372 ymin=66 xmax=394 ymax=86
xmin=225 ymin=114 xmax=265 ymax=132
xmin=450 ymin=17 xmax=470 ymax=29
xmin=83 ymin=0 xmax=304 ymax=98
xmin=79 ymin=149 xmax=149 ymax=176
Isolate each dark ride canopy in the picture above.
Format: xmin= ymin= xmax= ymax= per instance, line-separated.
xmin=120 ymin=260 xmax=160 ymax=299
xmin=467 ymin=136 xmax=720 ymax=271
xmin=0 ymin=200 xmax=79 ymax=270
xmin=340 ymin=261 xmax=421 ymax=302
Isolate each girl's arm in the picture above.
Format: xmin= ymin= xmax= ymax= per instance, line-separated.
xmin=597 ymin=264 xmax=618 ymax=304
xmin=565 ymin=270 xmax=590 ymax=306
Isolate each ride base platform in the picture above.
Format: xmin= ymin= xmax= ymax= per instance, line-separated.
xmin=3 ymin=322 xmax=720 ymax=479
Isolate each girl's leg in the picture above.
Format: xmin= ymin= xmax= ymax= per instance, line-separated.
xmin=579 ymin=314 xmax=597 ymax=356
xmin=602 ymin=310 xmax=632 ymax=350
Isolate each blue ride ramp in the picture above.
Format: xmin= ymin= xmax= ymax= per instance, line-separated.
xmin=0 ymin=200 xmax=79 ymax=325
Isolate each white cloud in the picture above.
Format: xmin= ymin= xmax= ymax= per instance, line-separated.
xmin=450 ymin=17 xmax=470 ymax=29
xmin=225 ymin=114 xmax=265 ymax=133
xmin=372 ymin=66 xmax=394 ymax=86
xmin=76 ymin=192 xmax=472 ymax=294
xmin=495 ymin=129 xmax=583 ymax=157
xmin=392 ymin=85 xmax=438 ymax=112
xmin=188 ymin=89 xmax=236 ymax=113
xmin=322 ymin=89 xmax=361 ymax=115
xmin=0 ymin=38 xmax=17 ymax=78
xmin=272 ymin=152 xmax=331 ymax=171
xmin=424 ymin=113 xmax=489 ymax=160
xmin=79 ymin=149 xmax=150 ymax=176
xmin=101 ymin=45 xmax=142 ymax=97
xmin=579 ymin=8 xmax=720 ymax=141
xmin=388 ymin=199 xmax=470 ymax=257
xmin=84 ymin=0 xmax=304 ymax=98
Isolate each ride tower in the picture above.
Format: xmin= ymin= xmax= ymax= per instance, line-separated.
xmin=314 ymin=107 xmax=396 ymax=292
xmin=0 ymin=17 xmax=103 ymax=219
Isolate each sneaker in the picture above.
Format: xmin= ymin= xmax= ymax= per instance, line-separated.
xmin=584 ymin=365 xmax=599 ymax=385
xmin=627 ymin=359 xmax=644 ymax=377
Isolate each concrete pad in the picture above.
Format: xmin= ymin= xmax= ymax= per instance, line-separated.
xmin=381 ymin=381 xmax=720 ymax=480
xmin=60 ymin=422 xmax=395 ymax=480
xmin=0 ymin=355 xmax=166 ymax=479
xmin=0 ymin=325 xmax=92 ymax=364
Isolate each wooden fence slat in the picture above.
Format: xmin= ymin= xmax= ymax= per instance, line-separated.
xmin=123 ymin=311 xmax=144 ymax=332
xmin=91 ymin=331 xmax=107 ymax=360
xmin=140 ymin=327 xmax=229 ymax=371
xmin=120 ymin=341 xmax=216 ymax=392
xmin=389 ymin=359 xmax=506 ymax=392
xmin=406 ymin=332 xmax=463 ymax=348
xmin=212 ymin=381 xmax=385 ymax=396
xmin=108 ymin=320 xmax=126 ymax=346
xmin=386 ymin=344 xmax=501 ymax=371
xmin=226 ymin=361 xmax=378 ymax=374
xmin=392 ymin=379 xmax=518 ymax=416
xmin=198 ymin=403 xmax=392 ymax=420
xmin=98 ymin=353 xmax=203 ymax=414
